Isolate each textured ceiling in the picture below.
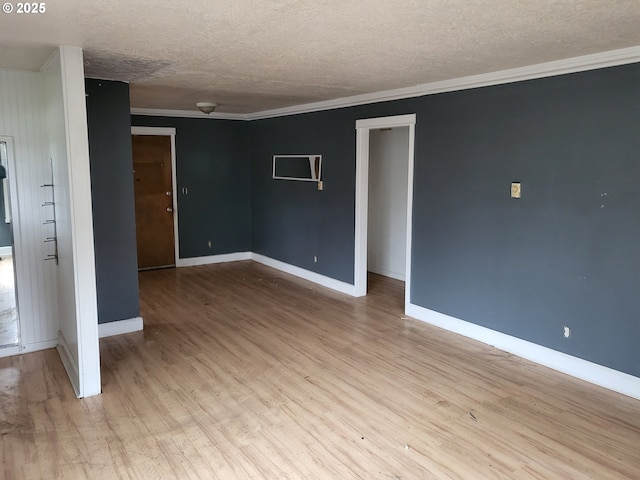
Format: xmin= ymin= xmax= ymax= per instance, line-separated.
xmin=1 ymin=1 xmax=640 ymax=114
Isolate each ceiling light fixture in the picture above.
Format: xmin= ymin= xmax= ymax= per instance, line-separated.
xmin=196 ymin=102 xmax=217 ymax=114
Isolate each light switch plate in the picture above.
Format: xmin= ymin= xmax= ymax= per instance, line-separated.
xmin=511 ymin=182 xmax=521 ymax=198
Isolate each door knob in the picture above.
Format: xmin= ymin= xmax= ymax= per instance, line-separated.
xmin=166 ymin=207 xmax=173 ymax=212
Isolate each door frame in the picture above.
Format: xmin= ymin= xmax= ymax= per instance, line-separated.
xmin=354 ymin=114 xmax=416 ymax=310
xmin=0 ymin=136 xmax=22 ymax=357
xmin=130 ymin=126 xmax=179 ymax=265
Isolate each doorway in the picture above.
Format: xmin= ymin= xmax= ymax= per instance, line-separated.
xmin=131 ymin=127 xmax=178 ymax=270
xmin=368 ymin=127 xmax=410 ymax=281
xmin=354 ymin=114 xmax=416 ymax=309
xmin=0 ymin=139 xmax=20 ymax=349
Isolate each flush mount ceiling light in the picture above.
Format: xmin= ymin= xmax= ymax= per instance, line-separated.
xmin=196 ymin=102 xmax=217 ymax=114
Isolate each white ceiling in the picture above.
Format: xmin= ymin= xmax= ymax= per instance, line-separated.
xmin=1 ymin=0 xmax=640 ymax=114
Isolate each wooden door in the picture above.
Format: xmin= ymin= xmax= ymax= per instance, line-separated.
xmin=132 ymin=135 xmax=175 ymax=269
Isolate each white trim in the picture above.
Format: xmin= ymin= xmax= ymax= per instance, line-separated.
xmin=0 ymin=246 xmax=12 ymax=256
xmin=406 ymin=303 xmax=640 ymax=400
xmin=131 ymin=108 xmax=246 ymax=121
xmin=57 ymin=330 xmax=80 ymax=397
xmin=170 ymin=136 xmax=179 ymax=262
xmin=173 ymin=251 xmax=356 ymax=295
xmin=355 ymin=114 xmax=417 ymax=129
xmin=131 ymin=126 xmax=176 ymax=136
xmin=128 ymin=47 xmax=640 ymax=121
xmin=130 ymin=126 xmax=180 ymax=266
xmin=0 ymin=345 xmax=20 ymax=358
xmin=0 ymin=137 xmax=24 ymax=354
xmin=369 ymin=268 xmax=405 ymax=282
xmin=354 ymin=114 xmax=416 ymax=304
xmin=59 ymin=46 xmax=101 ymax=398
xmin=251 ymin=253 xmax=356 ymax=296
xmin=0 ymin=339 xmax=59 ymax=359
xmin=69 ymin=244 xmax=640 ymax=400
xmin=354 ymin=128 xmax=369 ymax=297
xmin=0 ymin=139 xmax=11 ymax=224
xmin=247 ymin=46 xmax=640 ymax=120
xmin=129 ymin=47 xmax=640 ymax=122
xmin=176 ymin=252 xmax=252 ymax=267
xmin=40 ymin=49 xmax=59 ymax=73
xmin=0 ymin=136 xmax=23 ymax=353
xmin=404 ymin=126 xmax=416 ymax=309
xmin=22 ymin=339 xmax=58 ymax=353
xmin=98 ymin=317 xmax=143 ymax=338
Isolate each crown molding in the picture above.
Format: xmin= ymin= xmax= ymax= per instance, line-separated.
xmin=40 ymin=47 xmax=60 ymax=72
xmin=130 ymin=107 xmax=247 ymax=121
xmin=246 ymin=45 xmax=640 ymax=120
xmin=130 ymin=45 xmax=640 ymax=122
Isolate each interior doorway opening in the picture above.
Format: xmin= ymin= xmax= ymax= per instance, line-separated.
xmin=367 ymin=127 xmax=410 ymax=280
xmin=366 ymin=126 xmax=410 ymax=307
xmin=354 ymin=114 xmax=416 ymax=311
xmin=0 ymin=138 xmax=20 ymax=350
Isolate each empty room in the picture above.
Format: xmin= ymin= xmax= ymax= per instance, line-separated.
xmin=1 ymin=1 xmax=640 ymax=478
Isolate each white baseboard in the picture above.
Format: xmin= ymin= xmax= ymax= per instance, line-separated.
xmin=0 ymin=345 xmax=20 ymax=358
xmin=176 ymin=251 xmax=252 ymax=267
xmin=57 ymin=331 xmax=80 ymax=398
xmin=0 ymin=339 xmax=58 ymax=359
xmin=169 ymin=251 xmax=640 ymax=399
xmin=0 ymin=246 xmax=12 ymax=256
xmin=175 ymin=251 xmax=357 ymax=295
xmin=406 ymin=303 xmax=640 ymax=400
xmin=22 ymin=339 xmax=58 ymax=352
xmin=368 ymin=266 xmax=405 ymax=281
xmin=251 ymin=253 xmax=356 ymax=296
xmin=98 ymin=316 xmax=144 ymax=338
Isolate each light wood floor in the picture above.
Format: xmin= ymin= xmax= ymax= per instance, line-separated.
xmin=1 ymin=261 xmax=639 ymax=479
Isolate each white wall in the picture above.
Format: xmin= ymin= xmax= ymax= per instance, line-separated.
xmin=0 ymin=69 xmax=59 ymax=353
xmin=367 ymin=127 xmax=409 ymax=281
xmin=43 ymin=50 xmax=78 ymax=367
xmin=0 ymin=48 xmax=100 ymax=396
xmin=42 ymin=47 xmax=100 ymax=398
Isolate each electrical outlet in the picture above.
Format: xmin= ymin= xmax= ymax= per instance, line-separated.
xmin=313 ymin=256 xmax=318 ymax=263
xmin=208 ymin=240 xmax=212 ymax=248
xmin=563 ymin=326 xmax=571 ymax=338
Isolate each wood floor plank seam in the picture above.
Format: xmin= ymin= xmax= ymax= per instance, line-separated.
xmin=0 ymin=261 xmax=638 ymax=479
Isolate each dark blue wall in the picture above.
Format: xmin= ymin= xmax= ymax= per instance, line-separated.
xmin=86 ymin=79 xmax=140 ymax=324
xmin=411 ymin=66 xmax=640 ymax=377
xmin=249 ymin=99 xmax=427 ymax=282
xmin=250 ymin=111 xmax=360 ymax=282
xmin=131 ymin=116 xmax=251 ymax=258
xmin=249 ymin=63 xmax=640 ymax=377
